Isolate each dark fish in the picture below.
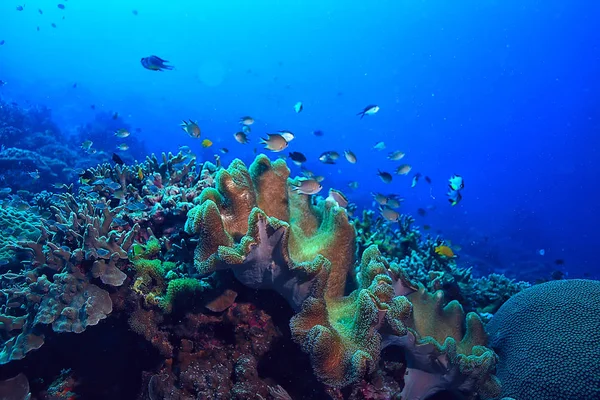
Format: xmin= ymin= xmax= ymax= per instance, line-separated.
xmin=112 ymin=112 xmax=119 ymax=120
xmin=551 ymin=270 xmax=564 ymax=280
xmin=16 ymin=5 xmax=24 ymax=11
xmin=132 ymin=9 xmax=138 ymax=15
xmin=112 ymin=153 xmax=124 ymax=165
xmin=51 ymin=23 xmax=57 ymax=28
xmin=377 ymin=170 xmax=392 ymax=184
xmin=141 ymin=55 xmax=174 ymax=71
xmin=72 ymin=82 xmax=77 ymax=88
xmin=357 ymin=104 xmax=380 ymax=119
xmin=554 ymin=259 xmax=565 ymax=265
xmin=57 ymin=4 xmax=65 ymax=9
xmin=38 ymin=9 xmax=43 ymax=14
xmin=417 ymin=208 xmax=427 ymax=217
xmin=0 ymin=40 xmax=4 ymax=46
xmin=319 ymin=151 xmax=340 ymax=164
xmin=312 ymin=130 xmax=324 ymax=137
xmin=90 ymin=104 xmax=96 ymax=109
xmin=447 ymin=189 xmax=462 ymax=206
xmin=288 ymin=152 xmax=307 ymax=166
xmin=425 ymin=176 xmax=432 ymax=184
xmin=411 ymin=173 xmax=422 ymax=188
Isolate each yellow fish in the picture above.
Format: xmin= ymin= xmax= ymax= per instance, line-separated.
xmin=435 ymin=245 xmax=455 ymax=258
xmin=137 ymin=166 xmax=144 ymax=180
xmin=201 ymin=139 xmax=213 ymax=148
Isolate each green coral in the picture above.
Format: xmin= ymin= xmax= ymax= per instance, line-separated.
xmin=159 ymin=278 xmax=207 ymax=312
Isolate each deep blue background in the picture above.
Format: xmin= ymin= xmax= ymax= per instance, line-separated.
xmin=1 ymin=0 xmax=598 ymax=280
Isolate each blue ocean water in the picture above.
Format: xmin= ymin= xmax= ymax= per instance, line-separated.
xmin=0 ymin=0 xmax=598 ymax=282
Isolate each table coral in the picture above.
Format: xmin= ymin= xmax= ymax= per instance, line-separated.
xmin=487 ymin=279 xmax=600 ymax=400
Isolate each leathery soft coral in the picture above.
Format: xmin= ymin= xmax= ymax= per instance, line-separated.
xmin=184 ymin=155 xmax=501 ymax=396
xmin=184 ymin=154 xmax=355 ymax=311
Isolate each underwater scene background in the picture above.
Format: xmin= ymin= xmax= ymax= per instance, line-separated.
xmin=0 ymin=1 xmax=598 ymax=400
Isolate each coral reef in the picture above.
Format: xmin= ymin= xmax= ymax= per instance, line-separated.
xmin=0 ymin=148 xmax=531 ymax=400
xmin=354 ymin=209 xmax=530 ymax=315
xmin=487 ymin=279 xmax=600 ymax=400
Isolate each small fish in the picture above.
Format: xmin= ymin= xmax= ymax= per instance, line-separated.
xmin=260 ymin=134 xmax=288 ymax=152
xmin=112 ymin=112 xmax=119 ymax=120
xmin=448 ymin=175 xmax=464 ymax=191
xmin=395 ymin=164 xmax=412 ymax=175
xmin=132 ymin=9 xmax=138 ymax=15
xmin=51 ymin=23 xmax=57 ymax=28
xmin=181 ymin=120 xmax=201 ymax=138
xmin=0 ymin=80 xmax=6 ymax=86
xmin=87 ymin=148 xmax=97 ymax=155
xmin=288 ymin=152 xmax=307 ymax=166
xmin=386 ymin=196 xmax=403 ymax=208
xmin=112 ymin=217 xmax=128 ymax=227
xmin=348 ymin=181 xmax=359 ymax=190
xmin=219 ymin=148 xmax=229 ymax=154
xmin=81 ymin=140 xmax=93 ymax=151
xmin=291 ymin=179 xmax=322 ymax=195
xmin=555 ymin=259 xmax=565 ymax=265
xmin=423 ymin=224 xmax=431 ymax=230
xmin=301 ymin=167 xmax=314 ymax=178
xmin=72 ymin=82 xmax=77 ymax=88
xmin=107 ymin=182 xmax=122 ymax=191
xmin=201 ymin=139 xmax=213 ymax=148
xmin=447 ymin=189 xmax=462 ymax=206
xmin=417 ymin=208 xmax=427 ymax=217
xmin=294 ymin=102 xmax=303 ymax=113
xmin=94 ymin=202 xmax=108 ymax=210
xmin=319 ymin=151 xmax=340 ymax=164
xmin=242 ymin=125 xmax=251 ymax=134
xmin=327 ymin=189 xmax=348 ymax=208
xmin=373 ymin=141 xmax=386 ymax=150
xmin=116 ymin=143 xmax=129 ymax=151
xmin=312 ymin=130 xmax=324 ymax=137
xmin=435 ymin=245 xmax=455 ymax=258
xmin=16 ymin=5 xmax=24 ymax=11
xmin=344 ymin=150 xmax=357 ymax=164
xmin=38 ymin=9 xmax=43 ymax=14
xmin=0 ymin=40 xmax=4 ymax=46
xmin=239 ymin=116 xmax=254 ymax=126
xmin=377 ymin=170 xmax=393 ymax=184
xmin=379 ymin=205 xmax=400 ymax=222
xmin=141 ymin=55 xmax=174 ymax=71
xmin=96 ymin=248 xmax=111 ymax=257
xmin=234 ymin=131 xmax=250 ymax=144
xmin=388 ymin=151 xmax=405 ymax=161
xmin=278 ymin=130 xmax=295 ymax=142
xmin=114 ymin=129 xmax=130 ymax=138
xmin=137 ymin=167 xmax=144 ymax=180
xmin=372 ymin=192 xmax=388 ymax=205
xmin=425 ymin=176 xmax=432 ymax=184
xmin=112 ymin=153 xmax=124 ymax=165
xmin=411 ymin=173 xmax=422 ymax=188
xmin=57 ymin=4 xmax=65 ymax=10
xmin=357 ymin=105 xmax=380 ymax=119
xmin=28 ymin=170 xmax=40 ymax=180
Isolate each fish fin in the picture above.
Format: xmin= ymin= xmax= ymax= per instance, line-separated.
xmin=357 ymin=111 xmax=365 ymax=119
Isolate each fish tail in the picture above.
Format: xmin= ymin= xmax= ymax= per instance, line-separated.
xmin=357 ymin=111 xmax=365 ymax=119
